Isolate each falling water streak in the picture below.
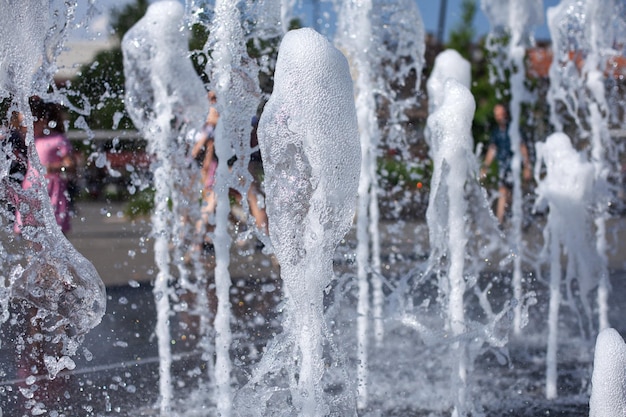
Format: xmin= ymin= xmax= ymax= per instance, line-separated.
xmin=363 ymin=3 xmax=425 ymax=343
xmin=281 ymin=0 xmax=296 ymax=33
xmin=337 ymin=0 xmax=379 ymax=409
xmin=121 ymin=3 xmax=210 ymax=412
xmin=545 ymin=218 xmax=561 ymax=400
xmin=207 ymin=0 xmax=262 ymax=411
xmin=126 ymin=47 xmax=177 ymax=417
xmin=368 ymin=173 xmax=384 ymax=344
xmin=152 ymin=177 xmax=175 ymax=413
xmin=584 ymin=0 xmax=618 ymax=332
xmin=212 ymin=153 xmax=233 ymax=417
xmin=208 ymin=3 xmax=235 ymax=413
xmin=336 ymin=5 xmax=427 ymax=389
xmin=508 ymin=35 xmax=526 ymax=336
xmin=364 ymin=60 xmax=383 ymax=349
xmin=190 ymin=247 xmax=216 ymax=390
xmin=0 ymin=4 xmax=108 ymax=413
xmin=480 ymin=0 xmax=543 ymax=336
xmin=145 ymin=73 xmax=177 ymax=417
xmin=185 ymin=2 xmax=223 ymax=397
xmin=590 ymin=99 xmax=611 ymax=332
xmin=534 ymin=132 xmax=597 ymax=400
xmin=356 ymin=172 xmax=371 ymax=410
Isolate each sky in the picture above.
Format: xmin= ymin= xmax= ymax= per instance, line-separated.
xmin=415 ymin=0 xmax=562 ymax=41
xmin=74 ymin=0 xmax=564 ymax=42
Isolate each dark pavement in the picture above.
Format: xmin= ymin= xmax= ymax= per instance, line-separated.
xmin=0 ymin=200 xmax=283 ymax=416
xmin=0 ymin=200 xmax=625 ymax=415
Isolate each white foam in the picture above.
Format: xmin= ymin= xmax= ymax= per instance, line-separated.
xmin=590 ymin=328 xmax=626 ymax=417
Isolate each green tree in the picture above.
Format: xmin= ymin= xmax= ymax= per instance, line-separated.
xmin=445 ymin=0 xmax=501 ymax=149
xmin=110 ymin=0 xmax=150 ymax=37
xmin=68 ymin=0 xmax=288 ymax=129
xmin=446 ymin=0 xmax=476 ymax=61
xmin=68 ymin=0 xmax=149 ymax=130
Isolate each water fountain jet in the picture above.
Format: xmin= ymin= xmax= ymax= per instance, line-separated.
xmin=122 ymin=1 xmax=209 ymax=411
xmin=239 ymin=27 xmax=361 ymax=416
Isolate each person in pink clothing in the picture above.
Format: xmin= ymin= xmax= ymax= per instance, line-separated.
xmin=20 ymin=98 xmax=75 ymax=234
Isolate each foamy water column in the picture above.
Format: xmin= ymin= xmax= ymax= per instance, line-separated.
xmin=534 ymin=132 xmax=598 ymax=400
xmin=0 ymin=0 xmax=106 ymax=373
xmin=426 ymin=49 xmax=471 ymax=122
xmin=122 ymin=2 xmax=209 ymax=412
xmin=257 ymin=28 xmax=360 ymax=416
xmin=549 ymin=0 xmax=626 ymax=334
xmin=425 ymin=50 xmax=475 ymax=416
xmin=589 ymin=328 xmax=626 ymax=417
xmin=481 ymin=0 xmax=543 ymax=336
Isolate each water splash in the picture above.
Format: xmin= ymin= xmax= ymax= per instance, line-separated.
xmin=481 ymin=0 xmax=544 ymax=336
xmin=547 ymin=0 xmax=626 ymax=338
xmin=121 ymin=1 xmax=208 ymax=412
xmin=203 ymin=0 xmax=264 ymax=414
xmin=0 ymin=1 xmax=106 ymax=412
xmin=534 ymin=132 xmax=599 ymax=399
xmin=11 ymin=239 xmax=105 ymax=336
xmin=335 ymin=0 xmax=425 ymax=407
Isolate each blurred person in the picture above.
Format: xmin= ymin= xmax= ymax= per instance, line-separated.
xmin=480 ymin=103 xmax=532 ymax=224
xmin=2 ymin=110 xmax=28 ymax=216
xmin=18 ymin=97 xmax=75 ymax=234
xmin=191 ymin=92 xmax=268 ymax=252
xmin=4 ymin=110 xmax=28 ymax=185
xmin=246 ymin=114 xmax=268 ymax=238
xmin=191 ymin=91 xmax=219 ymax=251
xmin=9 ymin=100 xmax=76 ymax=413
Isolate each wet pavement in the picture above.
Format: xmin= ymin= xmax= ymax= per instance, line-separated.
xmin=0 ymin=200 xmax=625 ymax=415
xmin=0 ymin=201 xmax=283 ymax=416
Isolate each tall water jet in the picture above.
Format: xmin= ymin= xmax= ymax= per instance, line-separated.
xmin=534 ymin=132 xmax=599 ymax=399
xmin=547 ymin=0 xmax=626 ymax=335
xmin=335 ymin=0 xmax=424 ymax=407
xmin=426 ymin=62 xmax=476 ymax=416
xmin=0 ymin=1 xmax=106 ymax=413
xmin=241 ymin=28 xmax=360 ymax=416
xmin=121 ymin=1 xmax=208 ymax=412
xmin=203 ymin=0 xmax=262 ymax=413
xmin=481 ymin=0 xmax=544 ymax=336
xmin=336 ymin=0 xmax=379 ymax=408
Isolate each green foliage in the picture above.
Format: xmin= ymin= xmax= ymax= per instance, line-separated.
xmin=124 ymin=186 xmax=155 ymax=219
xmin=69 ymin=48 xmax=133 ymax=129
xmin=378 ymin=156 xmax=431 ymax=190
xmin=446 ymin=0 xmax=476 ymax=62
xmin=110 ymin=0 xmax=150 ymax=39
xmin=67 ymin=0 xmax=288 ymax=128
xmin=68 ymin=0 xmax=149 ymax=130
xmin=483 ymin=30 xmax=512 ymax=103
xmin=471 ymin=38 xmax=500 ymax=147
xmin=444 ymin=0 xmax=500 ymax=151
xmin=189 ymin=22 xmax=211 ymax=85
